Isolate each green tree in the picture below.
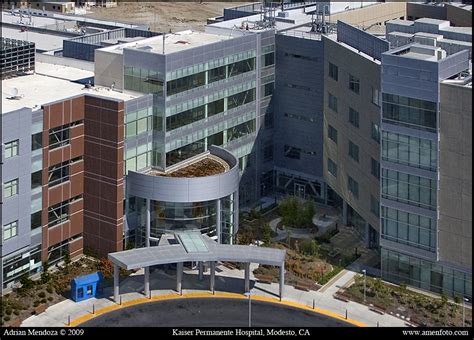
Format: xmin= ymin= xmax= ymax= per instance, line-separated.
xmin=41 ymin=261 xmax=51 ymax=284
xmin=262 ymin=223 xmax=272 ymax=246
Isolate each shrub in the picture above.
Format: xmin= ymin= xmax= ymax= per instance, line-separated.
xmin=5 ymin=308 xmax=12 ymax=315
xmin=298 ymin=239 xmax=319 ymax=257
xmin=40 ymin=299 xmax=47 ymax=304
xmin=46 ymin=286 xmax=53 ymax=294
xmin=278 ymin=197 xmax=315 ymax=227
xmin=47 ymin=297 xmax=54 ymax=302
xmin=98 ymin=258 xmax=114 ymax=279
xmin=13 ymin=310 xmax=20 ymax=316
xmin=38 ymin=291 xmax=46 ymax=298
xmin=33 ymin=301 xmax=40 ymax=307
xmin=4 ymin=316 xmax=10 ymax=322
xmin=19 ymin=274 xmax=34 ymax=290
xmin=262 ymin=223 xmax=272 ymax=245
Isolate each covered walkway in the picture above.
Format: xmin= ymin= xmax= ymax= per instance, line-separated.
xmin=108 ymin=232 xmax=286 ymax=303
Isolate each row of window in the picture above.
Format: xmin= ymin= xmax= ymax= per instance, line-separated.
xmin=165 ymin=119 xmax=256 ymax=167
xmin=382 ymin=131 xmax=437 ymax=172
xmin=167 ymin=57 xmax=256 ymax=96
xmin=381 ymin=206 xmax=436 ymax=252
xmin=382 ymin=93 xmax=437 ymax=132
xmin=382 ymin=168 xmax=437 ymax=211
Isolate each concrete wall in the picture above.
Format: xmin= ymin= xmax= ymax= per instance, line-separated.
xmin=330 ymin=2 xmax=406 ymax=27
xmin=438 ymin=82 xmax=472 ymax=270
xmin=94 ymin=49 xmax=124 ymax=90
xmin=323 ymin=36 xmax=381 ymax=231
xmin=446 ymin=4 xmax=472 ymax=27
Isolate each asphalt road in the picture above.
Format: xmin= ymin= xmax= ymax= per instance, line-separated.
xmin=80 ymin=298 xmax=353 ymax=327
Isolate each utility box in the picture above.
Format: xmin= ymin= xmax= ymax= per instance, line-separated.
xmin=71 ymin=272 xmax=103 ymax=302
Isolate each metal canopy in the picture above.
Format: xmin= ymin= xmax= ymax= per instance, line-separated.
xmin=108 ymin=233 xmax=286 ymax=270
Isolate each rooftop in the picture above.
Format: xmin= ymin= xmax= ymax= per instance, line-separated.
xmin=2 ymin=61 xmax=137 ymax=113
xmin=206 ymin=4 xmax=318 ymax=33
xmin=1 ymin=26 xmax=69 ymax=52
xmin=100 ymin=30 xmax=234 ymax=55
xmin=148 ymin=152 xmax=230 ymax=178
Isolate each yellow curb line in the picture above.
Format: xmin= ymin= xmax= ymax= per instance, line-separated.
xmin=68 ymin=292 xmax=367 ymax=327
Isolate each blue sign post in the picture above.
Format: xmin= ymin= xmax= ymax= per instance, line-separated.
xmin=71 ymin=272 xmax=103 ymax=302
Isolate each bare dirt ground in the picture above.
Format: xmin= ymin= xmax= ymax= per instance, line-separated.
xmin=85 ymin=2 xmax=247 ymax=32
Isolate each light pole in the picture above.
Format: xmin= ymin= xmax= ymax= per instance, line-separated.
xmin=462 ymin=297 xmax=469 ymax=327
xmin=244 ymin=290 xmax=252 ymax=327
xmin=362 ymin=269 xmax=367 ymax=303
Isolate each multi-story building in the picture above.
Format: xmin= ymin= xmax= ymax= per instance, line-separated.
xmin=1 ymin=2 xmax=471 ymax=300
xmin=320 ymin=13 xmax=472 ymax=299
xmin=322 ymin=22 xmax=385 ymax=247
xmin=380 ymin=41 xmax=471 ymax=299
xmin=1 ymin=55 xmax=141 ymax=290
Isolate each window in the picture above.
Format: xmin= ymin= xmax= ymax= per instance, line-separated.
xmin=349 ymin=74 xmax=360 ymax=94
xmin=263 ymin=52 xmax=275 ymax=67
xmin=371 ymin=158 xmax=380 ymax=179
xmin=166 ymin=105 xmax=205 ymax=131
xmin=78 ymin=288 xmax=84 ymax=299
xmin=328 ymin=93 xmax=338 ymax=112
xmin=382 ymin=169 xmax=437 ymax=210
xmin=382 ymin=93 xmax=437 ymax=132
xmin=372 ymin=87 xmax=381 ymax=107
xmin=284 ymin=145 xmax=301 ymax=159
xmin=381 ymin=207 xmax=436 ymax=252
xmin=348 ymin=176 xmax=359 ymax=198
xmin=263 ymin=82 xmax=274 ymax=97
xmin=31 ymin=211 xmax=42 ymax=230
xmin=3 ymin=221 xmax=18 ymax=240
xmin=208 ymin=65 xmax=226 ymax=83
xmin=5 ymin=140 xmax=19 ymax=158
xmin=328 ymin=125 xmax=338 ymax=144
xmin=382 ymin=131 xmax=437 ymax=172
xmin=371 ymin=122 xmax=380 ymax=144
xmin=228 ymin=57 xmax=256 ymax=77
xmin=226 ymin=120 xmax=256 ymax=143
xmin=284 ymin=112 xmax=317 ymax=123
xmin=370 ymin=195 xmax=380 ymax=217
xmin=49 ymin=125 xmax=70 ymax=149
xmin=348 ymin=141 xmax=359 ymax=162
xmin=227 ymin=88 xmax=256 ymax=110
xmin=48 ymin=161 xmax=69 ymax=187
xmin=32 ymin=133 xmax=42 ymax=151
xmin=329 ymin=62 xmax=338 ymax=81
xmin=328 ymin=158 xmax=337 ymax=177
xmin=207 ymin=99 xmax=224 ymax=117
xmin=48 ymin=200 xmax=70 ymax=227
xmin=349 ymin=108 xmax=360 ymax=128
xmin=4 ymin=179 xmax=18 ymax=197
xmin=31 ymin=170 xmax=42 ymax=191
xmin=166 ymin=71 xmax=206 ymax=96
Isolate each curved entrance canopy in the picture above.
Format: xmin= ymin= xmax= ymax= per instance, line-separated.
xmin=108 ymin=232 xmax=286 ymax=302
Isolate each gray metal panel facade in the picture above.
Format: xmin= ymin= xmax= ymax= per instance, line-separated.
xmin=381 ymin=51 xmax=440 ymax=103
xmin=126 ymin=146 xmax=239 ymax=203
xmin=274 ymin=33 xmax=324 ymax=179
xmin=1 ymin=107 xmax=34 ymax=256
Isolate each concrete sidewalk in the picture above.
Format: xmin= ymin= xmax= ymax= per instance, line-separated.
xmin=21 ymin=264 xmax=409 ymax=328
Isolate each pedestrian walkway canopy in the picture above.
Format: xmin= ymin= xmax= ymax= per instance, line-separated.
xmin=108 ymin=232 xmax=286 ymax=302
xmin=108 ymin=232 xmax=286 ymax=269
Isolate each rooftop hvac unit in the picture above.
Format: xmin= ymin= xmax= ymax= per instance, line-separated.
xmin=277 ymin=11 xmax=289 ymax=18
